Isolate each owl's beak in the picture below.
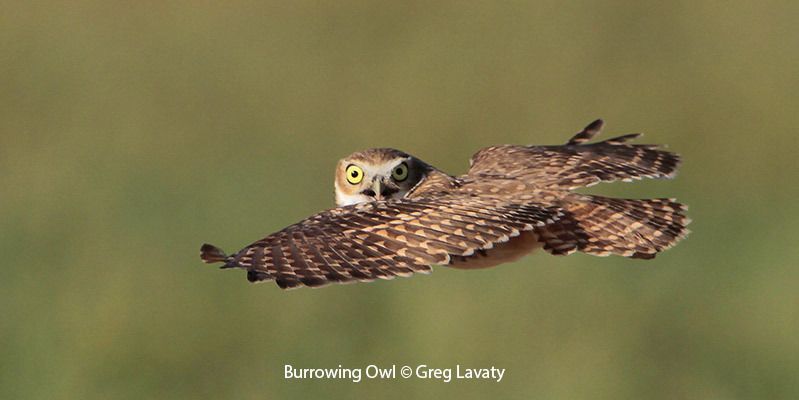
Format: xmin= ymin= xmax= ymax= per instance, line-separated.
xmin=362 ymin=177 xmax=398 ymax=201
xmin=371 ymin=179 xmax=384 ymax=201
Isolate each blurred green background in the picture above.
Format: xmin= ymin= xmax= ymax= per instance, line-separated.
xmin=2 ymin=1 xmax=798 ymax=399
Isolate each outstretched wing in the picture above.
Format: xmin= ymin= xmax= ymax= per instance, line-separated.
xmin=201 ymin=195 xmax=560 ymax=289
xmin=533 ymin=194 xmax=690 ymax=259
xmin=467 ymin=119 xmax=680 ymax=190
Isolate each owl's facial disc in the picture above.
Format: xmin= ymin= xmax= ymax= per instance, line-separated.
xmin=335 ymin=156 xmax=421 ymax=207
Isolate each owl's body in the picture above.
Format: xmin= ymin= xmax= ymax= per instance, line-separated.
xmin=201 ymin=120 xmax=690 ymax=289
xmin=448 ymin=231 xmax=542 ymax=269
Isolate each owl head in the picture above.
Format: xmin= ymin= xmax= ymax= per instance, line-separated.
xmin=334 ymin=148 xmax=432 ymax=207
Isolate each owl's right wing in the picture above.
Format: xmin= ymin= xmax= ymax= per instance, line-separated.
xmin=467 ymin=119 xmax=681 ymax=190
xmin=201 ymin=195 xmax=561 ymax=289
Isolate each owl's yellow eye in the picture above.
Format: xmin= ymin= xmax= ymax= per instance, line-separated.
xmin=345 ymin=164 xmax=364 ymax=185
xmin=392 ymin=162 xmax=409 ymax=182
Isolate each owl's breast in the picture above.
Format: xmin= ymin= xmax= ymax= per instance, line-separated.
xmin=447 ymin=231 xmax=542 ymax=269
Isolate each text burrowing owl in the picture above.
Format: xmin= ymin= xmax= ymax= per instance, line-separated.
xmin=200 ymin=120 xmax=690 ymax=289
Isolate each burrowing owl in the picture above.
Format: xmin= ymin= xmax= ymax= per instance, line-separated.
xmin=201 ymin=120 xmax=689 ymax=289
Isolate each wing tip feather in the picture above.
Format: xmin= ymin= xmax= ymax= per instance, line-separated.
xmin=567 ymin=118 xmax=605 ymax=145
xmin=200 ymin=243 xmax=228 ymax=263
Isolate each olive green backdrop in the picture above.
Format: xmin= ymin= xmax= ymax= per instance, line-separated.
xmin=2 ymin=1 xmax=797 ymax=399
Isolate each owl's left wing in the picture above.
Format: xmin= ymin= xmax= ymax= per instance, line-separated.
xmin=201 ymin=196 xmax=560 ymax=289
xmin=467 ymin=119 xmax=680 ymax=190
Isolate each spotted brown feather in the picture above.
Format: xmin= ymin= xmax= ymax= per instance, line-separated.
xmin=205 ymin=195 xmax=559 ymax=289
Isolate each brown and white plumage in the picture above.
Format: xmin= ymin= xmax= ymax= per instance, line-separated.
xmin=201 ymin=119 xmax=690 ymax=289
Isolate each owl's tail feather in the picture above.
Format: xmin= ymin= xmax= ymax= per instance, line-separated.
xmin=538 ymin=194 xmax=690 ymax=259
xmin=200 ymin=243 xmax=228 ymax=264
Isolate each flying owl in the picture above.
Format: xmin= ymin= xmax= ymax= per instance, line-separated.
xmin=200 ymin=120 xmax=689 ymax=289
